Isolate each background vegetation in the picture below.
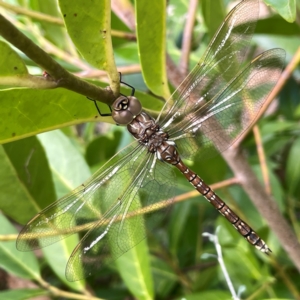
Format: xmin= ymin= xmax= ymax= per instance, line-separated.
xmin=0 ymin=0 xmax=299 ymax=299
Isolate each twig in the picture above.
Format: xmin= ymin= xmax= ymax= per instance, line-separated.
xmin=271 ymin=260 xmax=300 ymax=300
xmin=111 ymin=29 xmax=136 ymax=41
xmin=111 ymin=0 xmax=136 ymax=30
xmin=36 ymin=276 xmax=103 ymax=300
xmin=0 ymin=14 xmax=115 ymax=103
xmin=1 ymin=177 xmax=240 ymax=242
xmin=253 ymin=125 xmax=271 ymax=195
xmin=166 ymin=54 xmax=186 ymax=91
xmin=0 ymin=0 xmax=64 ymax=25
xmin=239 ymin=46 xmax=300 ymax=141
xmin=179 ymin=0 xmax=198 ymax=75
xmin=0 ymin=1 xmax=136 ymax=41
xmin=75 ymin=64 xmax=141 ymax=79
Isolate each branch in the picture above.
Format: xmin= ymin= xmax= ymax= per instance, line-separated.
xmin=0 ymin=14 xmax=115 ymax=104
xmin=36 ymin=277 xmax=103 ymax=300
xmin=0 ymin=0 xmax=63 ymax=25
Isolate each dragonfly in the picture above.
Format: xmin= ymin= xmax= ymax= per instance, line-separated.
xmin=17 ymin=0 xmax=285 ymax=281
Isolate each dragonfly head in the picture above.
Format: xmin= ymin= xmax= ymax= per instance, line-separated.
xmin=111 ymin=95 xmax=142 ymax=125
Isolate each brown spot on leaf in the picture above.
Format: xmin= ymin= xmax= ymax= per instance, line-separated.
xmin=74 ymin=13 xmax=77 ymax=17
xmin=12 ymin=132 xmax=16 ymax=137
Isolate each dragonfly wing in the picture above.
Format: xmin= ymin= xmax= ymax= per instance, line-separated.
xmin=158 ymin=0 xmax=259 ymax=126
xmin=16 ymin=142 xmax=145 ymax=251
xmin=170 ymin=49 xmax=285 ymax=159
xmin=65 ymin=153 xmax=175 ymax=281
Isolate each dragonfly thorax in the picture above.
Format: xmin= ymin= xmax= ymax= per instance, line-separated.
xmin=127 ymin=111 xmax=170 ymax=154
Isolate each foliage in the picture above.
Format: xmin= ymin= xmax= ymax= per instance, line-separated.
xmin=0 ymin=0 xmax=299 ymax=299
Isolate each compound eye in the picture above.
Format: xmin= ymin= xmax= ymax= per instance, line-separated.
xmin=111 ymin=96 xmax=142 ymax=125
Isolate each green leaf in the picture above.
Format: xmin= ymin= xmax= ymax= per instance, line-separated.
xmin=37 ymin=130 xmax=90 ymax=290
xmin=264 ymin=0 xmax=296 ymax=22
xmin=85 ymin=129 xmax=122 ymax=168
xmin=1 ymin=136 xmax=56 ymax=223
xmin=221 ymin=246 xmax=271 ymax=293
xmin=151 ymin=256 xmax=177 ymax=298
xmin=0 ymin=214 xmax=40 ymax=280
xmin=116 ymin=240 xmax=154 ymax=300
xmin=256 ymin=16 xmax=300 ymax=35
xmin=0 ymin=288 xmax=46 ymax=300
xmin=286 ymin=136 xmax=300 ymax=196
xmin=0 ymin=89 xmax=98 ymax=144
xmin=201 ymin=0 xmax=225 ymax=38
xmin=253 ymin=164 xmax=285 ymax=213
xmin=0 ymin=86 xmax=162 ymax=144
xmin=178 ymin=291 xmax=232 ymax=300
xmin=37 ymin=130 xmax=91 ymax=200
xmin=169 ymin=201 xmax=193 ymax=255
xmin=58 ymin=0 xmax=116 ymax=73
xmin=32 ymin=0 xmax=68 ymax=50
xmin=42 ymin=236 xmax=84 ymax=291
xmin=135 ymin=0 xmax=170 ymax=98
xmin=0 ymin=41 xmax=28 ymax=76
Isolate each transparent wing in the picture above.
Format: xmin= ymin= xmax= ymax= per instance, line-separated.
xmin=167 ymin=49 xmax=285 ymax=159
xmin=66 ymin=151 xmax=175 ymax=281
xmin=17 ymin=141 xmax=175 ymax=281
xmin=158 ymin=0 xmax=259 ymax=126
xmin=16 ymin=143 xmax=143 ymax=251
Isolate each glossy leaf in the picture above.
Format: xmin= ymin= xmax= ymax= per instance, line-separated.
xmin=135 ymin=0 xmax=170 ymax=98
xmin=264 ymin=0 xmax=296 ymax=22
xmin=37 ymin=130 xmax=91 ymax=196
xmin=0 ymin=41 xmax=28 ymax=76
xmin=201 ymin=0 xmax=225 ymax=38
xmin=0 ymin=86 xmax=163 ymax=144
xmin=116 ymin=241 xmax=154 ymax=300
xmin=37 ymin=131 xmax=153 ymax=297
xmin=1 ymin=136 xmax=55 ymax=224
xmin=0 ymin=214 xmax=40 ymax=280
xmin=0 ymin=289 xmax=46 ymax=300
xmin=85 ymin=128 xmax=123 ymax=168
xmin=32 ymin=0 xmax=67 ymax=50
xmin=0 ymin=89 xmax=98 ymax=144
xmin=181 ymin=291 xmax=232 ymax=300
xmin=42 ymin=236 xmax=84 ymax=291
xmin=151 ymin=256 xmax=177 ymax=298
xmin=37 ymin=130 xmax=89 ymax=290
xmin=58 ymin=0 xmax=116 ymax=72
xmin=286 ymin=136 xmax=300 ymax=196
xmin=256 ymin=16 xmax=300 ymax=35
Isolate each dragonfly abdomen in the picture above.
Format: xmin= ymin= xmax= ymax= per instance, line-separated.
xmin=177 ymin=161 xmax=271 ymax=254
